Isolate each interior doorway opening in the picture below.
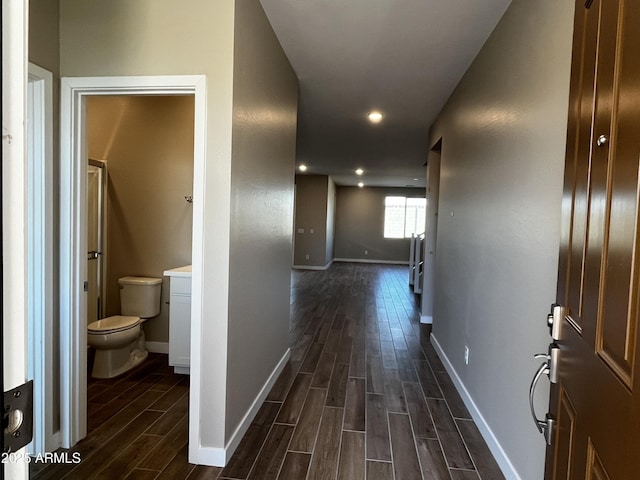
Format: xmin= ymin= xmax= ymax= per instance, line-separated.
xmin=59 ymin=76 xmax=206 ymax=451
xmin=421 ymin=138 xmax=442 ymax=324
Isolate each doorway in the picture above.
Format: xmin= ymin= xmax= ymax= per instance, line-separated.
xmin=59 ymin=76 xmax=206 ymax=449
xmin=421 ymin=139 xmax=442 ymax=324
xmin=27 ymin=62 xmax=57 ymax=455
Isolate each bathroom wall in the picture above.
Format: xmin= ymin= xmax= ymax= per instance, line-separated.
xmin=87 ymin=95 xmax=195 ymax=344
xmin=428 ymin=0 xmax=574 ymax=477
xmin=334 ymin=186 xmax=425 ymax=263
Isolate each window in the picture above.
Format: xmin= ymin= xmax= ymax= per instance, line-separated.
xmin=384 ymin=196 xmax=426 ymax=238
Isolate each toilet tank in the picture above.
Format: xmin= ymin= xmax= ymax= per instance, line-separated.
xmin=118 ymin=276 xmax=162 ymax=318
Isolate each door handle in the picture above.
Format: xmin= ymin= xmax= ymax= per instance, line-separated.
xmin=88 ymin=250 xmax=101 ymax=260
xmin=529 ymin=360 xmax=555 ymax=445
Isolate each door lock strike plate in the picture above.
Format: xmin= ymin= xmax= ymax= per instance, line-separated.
xmin=3 ymin=380 xmax=34 ymax=453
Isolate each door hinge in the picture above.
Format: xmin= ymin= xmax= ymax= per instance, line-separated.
xmin=3 ymin=380 xmax=34 ymax=453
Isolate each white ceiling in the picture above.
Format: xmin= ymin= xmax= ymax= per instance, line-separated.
xmin=259 ymin=0 xmax=512 ymax=187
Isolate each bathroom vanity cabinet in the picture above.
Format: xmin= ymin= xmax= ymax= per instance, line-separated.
xmin=163 ymin=265 xmax=192 ymax=374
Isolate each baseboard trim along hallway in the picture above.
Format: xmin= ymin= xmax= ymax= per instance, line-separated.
xmin=213 ymin=348 xmax=292 ymax=465
xmin=190 ymin=348 xmax=291 ymax=466
xmin=431 ymin=334 xmax=520 ymax=480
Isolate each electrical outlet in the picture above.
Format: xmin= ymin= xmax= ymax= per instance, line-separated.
xmin=364 ymin=250 xmax=368 ymax=255
xmin=464 ymin=345 xmax=470 ymax=365
xmin=305 ymin=254 xmax=310 ymax=260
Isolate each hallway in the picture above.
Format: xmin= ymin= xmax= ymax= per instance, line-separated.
xmin=31 ymin=263 xmax=504 ymax=479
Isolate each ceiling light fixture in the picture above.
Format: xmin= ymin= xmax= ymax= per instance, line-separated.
xmin=298 ymin=164 xmax=308 ymax=172
xmin=368 ymin=111 xmax=383 ymax=123
xmin=355 ymin=168 xmax=364 ymax=175
xmin=358 ymin=182 xmax=364 ymax=188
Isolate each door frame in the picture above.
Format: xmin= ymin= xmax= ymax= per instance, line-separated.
xmin=3 ymin=0 xmax=29 ymax=478
xmin=27 ymin=62 xmax=57 ymax=454
xmin=59 ymin=75 xmax=206 ymax=447
xmin=421 ymin=138 xmax=442 ymax=324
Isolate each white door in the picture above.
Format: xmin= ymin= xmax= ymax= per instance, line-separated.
xmin=3 ymin=0 xmax=31 ymax=478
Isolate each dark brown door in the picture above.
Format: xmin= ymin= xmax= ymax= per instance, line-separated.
xmin=547 ymin=0 xmax=640 ymax=478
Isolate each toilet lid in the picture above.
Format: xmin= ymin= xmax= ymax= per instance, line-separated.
xmin=88 ymin=315 xmax=140 ymax=334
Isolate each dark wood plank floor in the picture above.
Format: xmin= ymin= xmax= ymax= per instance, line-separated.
xmin=30 ymin=263 xmax=504 ymax=480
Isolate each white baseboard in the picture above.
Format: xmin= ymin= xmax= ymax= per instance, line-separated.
xmin=293 ymin=260 xmax=332 ymax=270
xmin=145 ymin=341 xmax=169 ymax=354
xmin=333 ymin=258 xmax=409 ymax=265
xmin=420 ymin=315 xmax=433 ymax=324
xmin=190 ymin=445 xmax=227 ymax=467
xmin=190 ymin=348 xmax=291 ymax=466
xmin=430 ymin=334 xmax=521 ymax=480
xmin=224 ymin=348 xmax=291 ymax=459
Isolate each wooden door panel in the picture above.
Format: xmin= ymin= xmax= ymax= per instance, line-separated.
xmin=549 ymin=0 xmax=640 ymax=477
xmin=557 ymin=324 xmax=632 ymax=480
xmin=552 ymin=387 xmax=576 ymax=480
xmin=581 ymin=0 xmax=622 ymax=345
xmin=562 ymin=2 xmax=600 ymax=331
xmin=586 ymin=440 xmax=612 ymax=480
xmin=596 ymin=0 xmax=640 ymax=386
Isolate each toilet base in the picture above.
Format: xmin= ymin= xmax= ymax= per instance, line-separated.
xmin=91 ymin=344 xmax=149 ymax=379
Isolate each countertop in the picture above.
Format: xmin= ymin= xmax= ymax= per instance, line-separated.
xmin=163 ymin=265 xmax=192 ymax=278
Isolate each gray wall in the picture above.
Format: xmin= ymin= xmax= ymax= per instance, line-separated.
xmin=87 ymin=95 xmax=195 ymax=344
xmin=325 ymin=177 xmax=336 ymax=265
xmin=293 ymin=175 xmax=331 ymax=268
xmin=60 ymin=0 xmax=290 ymax=453
xmin=334 ymin=186 xmax=425 ymax=263
xmin=226 ymin=0 xmax=298 ymax=441
xmin=428 ymin=0 xmax=574 ymax=478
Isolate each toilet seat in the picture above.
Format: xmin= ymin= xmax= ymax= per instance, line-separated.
xmin=88 ymin=315 xmax=140 ymax=334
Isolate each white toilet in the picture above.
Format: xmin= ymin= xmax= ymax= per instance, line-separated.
xmin=88 ymin=276 xmax=162 ymax=378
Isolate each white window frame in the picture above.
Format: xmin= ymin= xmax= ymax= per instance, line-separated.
xmin=383 ymin=196 xmax=426 ymax=239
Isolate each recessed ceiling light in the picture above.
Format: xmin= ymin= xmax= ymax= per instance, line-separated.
xmin=368 ymin=111 xmax=383 ymax=123
xmin=298 ymin=164 xmax=308 ymax=172
xmin=413 ymin=178 xmax=419 ymax=181
xmin=355 ymin=168 xmax=364 ymax=175
xmin=358 ymin=182 xmax=364 ymax=188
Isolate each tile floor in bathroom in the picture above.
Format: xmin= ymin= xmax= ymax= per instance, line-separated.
xmin=30 ymin=263 xmax=504 ymax=480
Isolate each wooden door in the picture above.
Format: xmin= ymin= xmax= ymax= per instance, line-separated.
xmin=547 ymin=0 xmax=640 ymax=478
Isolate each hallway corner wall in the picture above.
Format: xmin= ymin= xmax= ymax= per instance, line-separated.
xmin=325 ymin=176 xmax=336 ymax=265
xmin=293 ymin=174 xmax=331 ymax=268
xmin=428 ymin=0 xmax=575 ymax=478
xmin=226 ymin=0 xmax=298 ymax=448
xmin=60 ymin=0 xmax=236 ymax=456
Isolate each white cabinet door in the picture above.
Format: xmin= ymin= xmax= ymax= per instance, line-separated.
xmin=169 ymin=293 xmax=191 ymax=373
